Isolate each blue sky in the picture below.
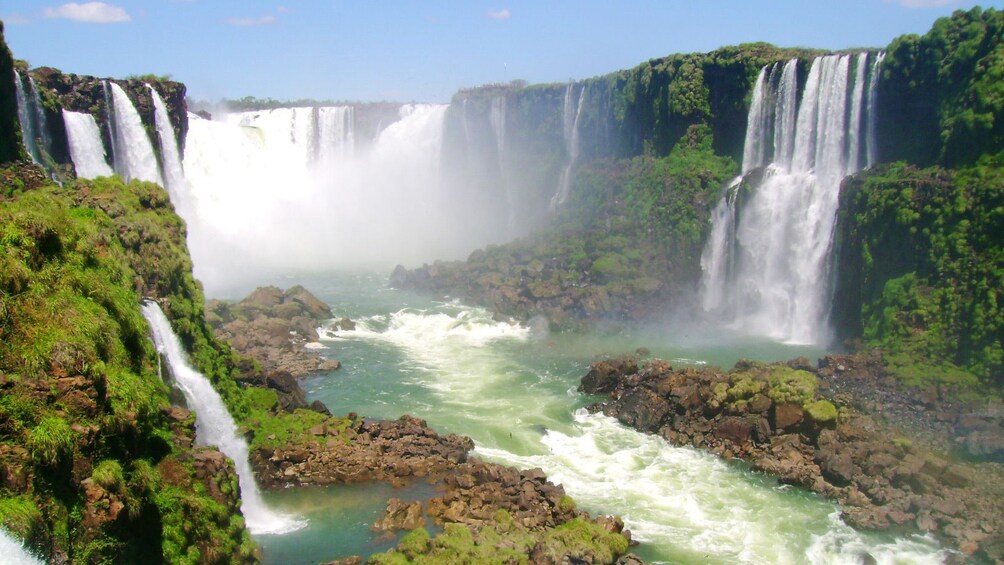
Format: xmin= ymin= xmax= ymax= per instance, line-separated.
xmin=4 ymin=1 xmax=1002 ymax=103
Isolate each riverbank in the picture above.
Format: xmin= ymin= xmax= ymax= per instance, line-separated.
xmin=580 ymin=354 xmax=1004 ymax=562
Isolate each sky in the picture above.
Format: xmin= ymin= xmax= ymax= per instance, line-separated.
xmin=4 ymin=0 xmax=1003 ymax=104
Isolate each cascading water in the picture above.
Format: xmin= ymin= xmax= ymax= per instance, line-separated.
xmin=0 ymin=529 xmax=42 ymax=565
xmin=550 ymin=83 xmax=586 ymax=211
xmin=489 ymin=95 xmax=516 ymax=233
xmin=148 ymin=84 xmax=188 ymax=212
xmin=140 ymin=301 xmax=304 ymax=535
xmin=182 ymin=104 xmax=454 ymax=294
xmin=700 ymin=53 xmax=883 ymax=344
xmin=106 ymin=81 xmax=164 ymax=185
xmin=13 ymin=70 xmax=52 ymax=167
xmin=63 ymin=110 xmax=114 ymax=179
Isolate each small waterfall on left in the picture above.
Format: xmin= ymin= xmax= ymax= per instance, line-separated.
xmin=13 ymin=70 xmax=52 ymax=167
xmin=62 ymin=110 xmax=113 ymax=179
xmin=141 ymin=302 xmax=304 ymax=536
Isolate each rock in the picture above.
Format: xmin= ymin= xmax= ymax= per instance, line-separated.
xmin=772 ymin=403 xmax=804 ymax=430
xmin=373 ymin=498 xmax=425 ymax=532
xmin=579 ymin=357 xmax=637 ymax=394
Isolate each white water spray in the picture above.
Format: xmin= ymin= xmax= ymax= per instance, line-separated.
xmin=106 ymin=82 xmax=163 ymax=185
xmin=182 ymin=104 xmax=458 ymax=294
xmin=700 ymin=53 xmax=883 ymax=344
xmin=63 ymin=110 xmax=113 ymax=179
xmin=0 ymin=529 xmax=43 ymax=565
xmin=141 ymin=302 xmax=304 ymax=535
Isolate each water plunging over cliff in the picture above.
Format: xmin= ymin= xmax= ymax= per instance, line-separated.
xmin=62 ymin=110 xmax=113 ymax=179
xmin=550 ymin=83 xmax=586 ymax=211
xmin=13 ymin=70 xmax=52 ymax=167
xmin=140 ymin=302 xmax=304 ymax=535
xmin=0 ymin=529 xmax=43 ymax=565
xmin=182 ymin=104 xmax=462 ymax=293
xmin=700 ymin=53 xmax=883 ymax=344
xmin=148 ymin=84 xmax=188 ymax=212
xmin=106 ymin=81 xmax=163 ymax=185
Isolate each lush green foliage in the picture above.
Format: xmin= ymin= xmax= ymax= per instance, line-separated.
xmin=0 ymin=170 xmax=257 ymax=562
xmin=879 ymin=7 xmax=1004 ymax=166
xmin=833 ymin=155 xmax=1003 ymax=390
xmin=765 ymin=367 xmax=818 ymax=406
xmin=368 ymin=510 xmax=629 ymax=564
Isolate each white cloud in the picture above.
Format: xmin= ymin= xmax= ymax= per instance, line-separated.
xmin=42 ymin=2 xmax=130 ymax=23
xmin=487 ymin=8 xmax=510 ymax=20
xmin=226 ymin=15 xmax=277 ymax=26
xmin=276 ymin=6 xmax=289 ymax=14
xmin=885 ymin=0 xmax=959 ymax=7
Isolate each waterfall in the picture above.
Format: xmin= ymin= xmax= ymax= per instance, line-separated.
xmin=148 ymin=84 xmax=187 ymax=211
xmin=0 ymin=529 xmax=42 ymax=565
xmin=13 ymin=70 xmax=52 ymax=167
xmin=140 ymin=302 xmax=304 ymax=535
xmin=106 ymin=81 xmax=164 ymax=185
xmin=63 ymin=110 xmax=114 ymax=179
xmin=183 ymin=104 xmax=454 ymax=293
xmin=489 ymin=96 xmax=516 ymax=232
xmin=550 ymin=83 xmax=586 ymax=211
xmin=699 ymin=53 xmax=883 ymax=344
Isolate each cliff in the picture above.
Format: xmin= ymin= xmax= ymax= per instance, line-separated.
xmin=0 ymin=168 xmax=257 ymax=562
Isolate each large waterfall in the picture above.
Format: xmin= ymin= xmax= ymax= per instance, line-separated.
xmin=181 ymin=103 xmax=462 ymax=293
xmin=700 ymin=53 xmax=883 ymax=344
xmin=140 ymin=302 xmax=303 ymax=535
xmin=106 ymin=82 xmax=163 ymax=185
xmin=0 ymin=529 xmax=42 ymax=565
xmin=62 ymin=110 xmax=113 ymax=179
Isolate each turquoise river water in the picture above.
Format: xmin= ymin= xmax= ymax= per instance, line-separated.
xmin=227 ymin=272 xmax=949 ymax=565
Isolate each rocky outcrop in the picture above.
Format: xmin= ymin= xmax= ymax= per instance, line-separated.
xmin=581 ymin=356 xmax=1004 ymax=562
xmin=207 ymin=285 xmax=342 ymax=379
xmin=251 ymin=415 xmax=473 ymax=488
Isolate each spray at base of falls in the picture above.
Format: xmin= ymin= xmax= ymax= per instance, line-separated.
xmin=700 ymin=53 xmax=884 ymax=345
xmin=141 ymin=302 xmax=304 ymax=536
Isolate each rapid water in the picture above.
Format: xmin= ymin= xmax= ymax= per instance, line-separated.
xmin=0 ymin=529 xmax=43 ymax=565
xmin=62 ymin=110 xmax=113 ymax=179
xmin=700 ymin=53 xmax=883 ymax=345
xmin=245 ymin=272 xmax=947 ymax=565
xmin=140 ymin=302 xmax=304 ymax=536
xmin=106 ymin=82 xmax=163 ymax=185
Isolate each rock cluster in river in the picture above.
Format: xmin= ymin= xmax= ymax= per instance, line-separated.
xmin=580 ymin=355 xmax=1004 ymax=562
xmin=206 ymin=285 xmax=343 ymax=379
xmin=252 ymin=415 xmax=473 ymax=488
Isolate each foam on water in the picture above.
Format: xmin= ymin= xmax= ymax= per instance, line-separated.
xmin=328 ymin=300 xmax=946 ymax=564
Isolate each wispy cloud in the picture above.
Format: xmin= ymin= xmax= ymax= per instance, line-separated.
xmin=884 ymin=0 xmax=959 ymax=7
xmin=487 ymin=8 xmax=511 ymax=20
xmin=3 ymin=13 xmax=31 ymax=24
xmin=42 ymin=2 xmax=130 ymax=23
xmin=226 ymin=15 xmax=277 ymax=26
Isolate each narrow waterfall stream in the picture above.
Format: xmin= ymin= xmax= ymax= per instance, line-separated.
xmin=140 ymin=302 xmax=305 ymax=536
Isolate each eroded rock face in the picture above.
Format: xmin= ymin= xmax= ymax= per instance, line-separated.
xmin=582 ymin=356 xmax=1004 ymax=562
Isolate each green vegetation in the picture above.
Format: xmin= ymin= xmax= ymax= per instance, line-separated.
xmin=368 ymin=511 xmax=629 ymax=565
xmin=766 ymin=367 xmax=818 ymax=406
xmin=879 ymin=7 xmax=1004 ymax=167
xmin=0 ymin=169 xmax=257 ymax=562
xmin=833 ymin=155 xmax=1003 ymax=391
xmin=805 ymin=400 xmax=838 ymax=425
